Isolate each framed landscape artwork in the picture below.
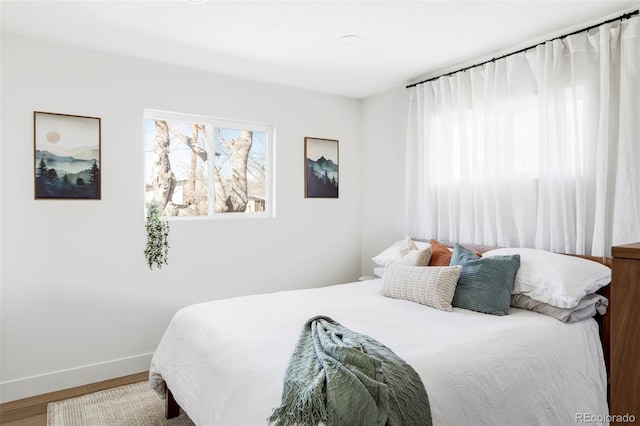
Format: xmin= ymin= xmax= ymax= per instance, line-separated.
xmin=304 ymin=137 xmax=338 ymax=198
xmin=34 ymin=111 xmax=101 ymax=200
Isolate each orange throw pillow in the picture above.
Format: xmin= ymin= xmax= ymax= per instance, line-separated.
xmin=428 ymin=239 xmax=452 ymax=266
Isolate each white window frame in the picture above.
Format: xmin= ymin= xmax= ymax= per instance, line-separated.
xmin=144 ymin=109 xmax=275 ymax=220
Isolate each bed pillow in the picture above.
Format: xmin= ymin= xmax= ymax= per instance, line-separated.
xmin=371 ymin=236 xmax=415 ymax=266
xmin=450 ymin=244 xmax=520 ymax=316
xmin=382 ymin=263 xmax=462 ymax=312
xmin=482 ymin=248 xmax=611 ymax=309
xmin=414 ymin=240 xmax=432 ymax=251
xmin=372 ymin=236 xmax=431 ymax=267
xmin=428 ymin=239 xmax=453 ymax=266
xmin=510 ymin=293 xmax=608 ymax=323
xmin=373 ymin=266 xmax=386 ymax=278
xmin=396 ymin=247 xmax=432 ymax=266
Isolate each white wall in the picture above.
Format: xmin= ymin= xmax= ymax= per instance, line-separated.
xmin=360 ymin=87 xmax=409 ymax=274
xmin=0 ymin=34 xmax=364 ymax=402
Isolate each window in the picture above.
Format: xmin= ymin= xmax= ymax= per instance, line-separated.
xmin=144 ymin=110 xmax=274 ymax=218
xmin=407 ymin=18 xmax=639 ymax=255
xmin=428 ymin=86 xmax=585 ymax=181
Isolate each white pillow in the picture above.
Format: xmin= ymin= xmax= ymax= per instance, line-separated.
xmin=396 ymin=247 xmax=432 ymax=266
xmin=414 ymin=240 xmax=431 ymax=250
xmin=373 ymin=266 xmax=386 ymax=278
xmin=372 ymin=236 xmax=431 ymax=267
xmin=482 ymin=248 xmax=611 ymax=309
xmin=382 ymin=263 xmax=462 ymax=312
xmin=372 ymin=237 xmax=411 ymax=266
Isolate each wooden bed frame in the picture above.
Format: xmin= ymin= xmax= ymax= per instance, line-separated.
xmin=163 ymin=242 xmax=640 ymax=421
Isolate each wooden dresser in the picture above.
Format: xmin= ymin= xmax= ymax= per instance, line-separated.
xmin=611 ymin=242 xmax=640 ymax=421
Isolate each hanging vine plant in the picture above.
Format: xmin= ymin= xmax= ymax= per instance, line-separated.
xmin=144 ymin=203 xmax=170 ymax=269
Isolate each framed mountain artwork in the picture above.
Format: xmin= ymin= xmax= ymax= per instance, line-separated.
xmin=34 ymin=111 xmax=101 ymax=200
xmin=304 ymin=137 xmax=338 ymax=198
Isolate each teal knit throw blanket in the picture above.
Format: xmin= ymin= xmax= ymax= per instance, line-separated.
xmin=268 ymin=316 xmax=432 ymax=426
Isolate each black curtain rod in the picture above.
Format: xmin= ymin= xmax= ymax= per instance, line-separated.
xmin=406 ymin=9 xmax=639 ymax=89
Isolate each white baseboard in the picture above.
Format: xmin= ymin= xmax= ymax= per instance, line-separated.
xmin=0 ymin=352 xmax=154 ymax=403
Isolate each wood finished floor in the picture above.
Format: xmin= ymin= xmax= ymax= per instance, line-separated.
xmin=2 ymin=414 xmax=45 ymax=426
xmin=0 ymin=372 xmax=149 ymax=426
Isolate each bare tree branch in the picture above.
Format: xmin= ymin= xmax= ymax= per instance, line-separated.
xmin=151 ymin=120 xmax=176 ymax=211
xmin=225 ymin=131 xmax=252 ymax=212
xmin=169 ymin=126 xmax=208 ymax=162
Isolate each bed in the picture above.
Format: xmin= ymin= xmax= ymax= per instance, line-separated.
xmin=149 ymin=242 xmax=614 ymax=425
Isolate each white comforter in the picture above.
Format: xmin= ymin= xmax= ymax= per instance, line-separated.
xmin=150 ymin=279 xmax=609 ymax=426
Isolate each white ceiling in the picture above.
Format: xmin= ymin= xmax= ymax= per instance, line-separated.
xmin=2 ymin=0 xmax=638 ymax=98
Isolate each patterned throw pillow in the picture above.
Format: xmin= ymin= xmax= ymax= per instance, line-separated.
xmin=382 ymin=263 xmax=462 ymax=312
xmin=450 ymin=244 xmax=520 ymax=316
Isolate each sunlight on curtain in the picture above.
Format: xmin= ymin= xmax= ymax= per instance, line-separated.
xmin=406 ymin=16 xmax=639 ymax=256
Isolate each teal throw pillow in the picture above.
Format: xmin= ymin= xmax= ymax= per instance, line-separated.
xmin=450 ymin=244 xmax=520 ymax=316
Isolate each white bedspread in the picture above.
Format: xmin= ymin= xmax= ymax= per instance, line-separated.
xmin=150 ymin=279 xmax=609 ymax=426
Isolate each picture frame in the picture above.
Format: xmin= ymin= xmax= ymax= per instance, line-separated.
xmin=34 ymin=111 xmax=101 ymax=200
xmin=304 ymin=137 xmax=338 ymax=198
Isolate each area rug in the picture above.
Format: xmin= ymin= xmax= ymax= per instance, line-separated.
xmin=47 ymin=381 xmax=195 ymax=425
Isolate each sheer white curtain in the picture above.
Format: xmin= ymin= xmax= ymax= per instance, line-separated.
xmin=406 ymin=16 xmax=639 ymax=256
